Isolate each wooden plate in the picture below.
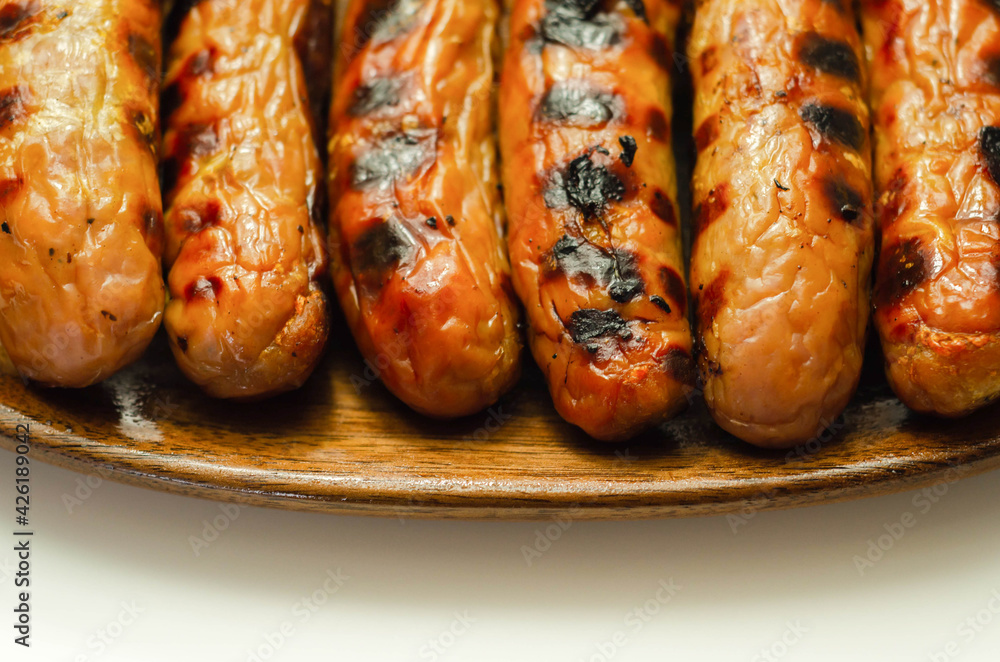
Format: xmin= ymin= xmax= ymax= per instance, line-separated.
xmin=2 ymin=328 xmax=999 ymax=520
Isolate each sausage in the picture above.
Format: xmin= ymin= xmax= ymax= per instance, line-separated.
xmin=499 ymin=0 xmax=694 ymax=441
xmin=688 ymin=0 xmax=875 ymax=447
xmin=863 ymin=0 xmax=1000 ymax=416
xmin=0 ymin=0 xmax=165 ymax=387
xmin=328 ymin=0 xmax=523 ymax=417
xmin=162 ymin=0 xmax=330 ymax=399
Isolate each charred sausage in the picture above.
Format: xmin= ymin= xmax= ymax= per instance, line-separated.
xmin=688 ymin=0 xmax=875 ymax=447
xmin=863 ymin=0 xmax=1000 ymax=416
xmin=162 ymin=0 xmax=330 ymax=399
xmin=499 ymin=0 xmax=694 ymax=442
xmin=0 ymin=0 xmax=166 ymax=387
xmin=328 ymin=0 xmax=523 ymax=418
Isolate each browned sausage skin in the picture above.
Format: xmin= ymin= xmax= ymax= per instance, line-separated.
xmin=0 ymin=0 xmax=165 ymax=387
xmin=689 ymin=0 xmax=875 ymax=447
xmin=329 ymin=0 xmax=523 ymax=418
xmin=864 ymin=0 xmax=1000 ymax=416
xmin=500 ymin=0 xmax=694 ymax=442
xmin=162 ymin=0 xmax=330 ymax=399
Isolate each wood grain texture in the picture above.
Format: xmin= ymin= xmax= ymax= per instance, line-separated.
xmin=1 ymin=329 xmax=999 ymax=521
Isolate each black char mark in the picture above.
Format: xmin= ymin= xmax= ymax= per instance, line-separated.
xmin=352 ymin=219 xmax=415 ymax=280
xmin=619 ymin=136 xmax=637 ymax=167
xmin=985 ymin=54 xmax=1000 ymax=88
xmin=350 ymin=75 xmax=405 ymax=117
xmin=875 ymin=237 xmax=928 ymax=308
xmin=128 ymin=33 xmax=160 ymax=92
xmin=185 ymin=276 xmax=223 ymax=302
xmin=128 ymin=107 xmax=158 ymax=155
xmin=351 ymin=130 xmax=435 ymax=190
xmin=178 ymin=200 xmax=221 ymax=233
xmin=165 ymin=1 xmax=210 ymax=42
xmin=563 ymin=150 xmax=625 ymax=220
xmin=549 ymin=235 xmax=644 ymax=303
xmin=541 ymin=0 xmax=623 ymax=50
xmin=163 ymin=123 xmax=219 ymax=194
xmin=161 ymin=47 xmax=217 ymax=120
xmin=825 ymin=177 xmax=865 ymax=223
xmin=624 ymin=0 xmax=647 ymax=21
xmin=567 ymin=309 xmax=630 ymax=343
xmin=697 ymin=270 xmax=729 ymax=327
xmin=345 ymin=0 xmax=421 ymax=58
xmin=0 ymin=175 xmax=23 ymax=205
xmin=647 ymin=108 xmax=669 ymax=140
xmin=693 ymin=184 xmax=729 ymax=235
xmin=0 ymin=0 xmax=41 ymax=42
xmin=981 ymin=126 xmax=1000 ymax=186
xmin=539 ymin=80 xmax=620 ymax=127
xmin=797 ymin=33 xmax=860 ymax=83
xmin=660 ymin=267 xmax=687 ymax=316
xmin=663 ymin=347 xmax=696 ymax=386
xmin=0 ymin=85 xmax=28 ymax=130
xmin=800 ymin=104 xmax=865 ymax=152
xmin=650 ymin=190 xmax=676 ymax=226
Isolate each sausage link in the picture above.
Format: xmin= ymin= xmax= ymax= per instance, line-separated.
xmin=329 ymin=0 xmax=522 ymax=418
xmin=863 ymin=0 xmax=1000 ymax=416
xmin=688 ymin=0 xmax=875 ymax=447
xmin=499 ymin=0 xmax=693 ymax=441
xmin=0 ymin=0 xmax=165 ymax=387
xmin=162 ymin=0 xmax=330 ymax=399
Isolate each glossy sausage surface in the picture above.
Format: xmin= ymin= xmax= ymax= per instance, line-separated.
xmin=863 ymin=0 xmax=1000 ymax=416
xmin=329 ymin=0 xmax=522 ymax=418
xmin=0 ymin=0 xmax=165 ymax=387
xmin=162 ymin=0 xmax=330 ymax=399
xmin=500 ymin=0 xmax=693 ymax=442
xmin=689 ymin=0 xmax=875 ymax=447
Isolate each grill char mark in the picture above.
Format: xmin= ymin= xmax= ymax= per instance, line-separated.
xmin=797 ymin=32 xmax=860 ymax=82
xmin=800 ymin=103 xmax=865 ymax=152
xmin=0 ymin=86 xmax=28 ymax=130
xmin=875 ymin=237 xmax=930 ymax=308
xmin=547 ymin=235 xmax=644 ymax=303
xmin=538 ymin=80 xmax=620 ymax=127
xmin=0 ymin=0 xmax=41 ymax=43
xmin=982 ymin=126 xmax=1000 ymax=186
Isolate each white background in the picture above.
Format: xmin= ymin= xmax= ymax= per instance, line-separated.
xmin=2 ymin=450 xmax=1000 ymax=661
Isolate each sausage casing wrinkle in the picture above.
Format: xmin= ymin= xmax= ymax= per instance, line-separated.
xmin=329 ymin=0 xmax=523 ymax=418
xmin=500 ymin=0 xmax=695 ymax=441
xmin=0 ymin=0 xmax=166 ymax=387
xmin=863 ymin=0 xmax=1000 ymax=416
xmin=689 ymin=0 xmax=875 ymax=447
xmin=162 ymin=0 xmax=331 ymax=400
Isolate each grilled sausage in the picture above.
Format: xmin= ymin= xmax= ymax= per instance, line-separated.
xmin=863 ymin=0 xmax=1000 ymax=416
xmin=0 ymin=0 xmax=165 ymax=387
xmin=688 ymin=0 xmax=875 ymax=447
xmin=499 ymin=0 xmax=693 ymax=441
xmin=329 ymin=0 xmax=522 ymax=418
xmin=162 ymin=0 xmax=330 ymax=399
